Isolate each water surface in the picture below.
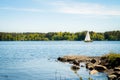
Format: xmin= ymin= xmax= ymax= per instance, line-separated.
xmin=0 ymin=41 xmax=120 ymax=80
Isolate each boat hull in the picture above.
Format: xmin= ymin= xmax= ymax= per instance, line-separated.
xmin=84 ymin=40 xmax=93 ymax=42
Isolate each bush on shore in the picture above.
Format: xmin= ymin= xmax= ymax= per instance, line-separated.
xmin=101 ymin=52 xmax=120 ymax=68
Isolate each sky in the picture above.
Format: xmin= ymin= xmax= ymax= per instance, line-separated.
xmin=0 ymin=0 xmax=120 ymax=32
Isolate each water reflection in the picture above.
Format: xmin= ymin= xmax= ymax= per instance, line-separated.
xmin=71 ymin=65 xmax=82 ymax=80
xmin=70 ymin=63 xmax=108 ymax=80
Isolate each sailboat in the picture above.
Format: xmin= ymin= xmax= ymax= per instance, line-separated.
xmin=84 ymin=31 xmax=92 ymax=42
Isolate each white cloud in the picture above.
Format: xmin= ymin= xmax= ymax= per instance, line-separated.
xmin=51 ymin=1 xmax=120 ymax=16
xmin=1 ymin=1 xmax=120 ymax=15
xmin=0 ymin=7 xmax=42 ymax=12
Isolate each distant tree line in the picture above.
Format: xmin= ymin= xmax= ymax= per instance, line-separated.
xmin=0 ymin=31 xmax=120 ymax=41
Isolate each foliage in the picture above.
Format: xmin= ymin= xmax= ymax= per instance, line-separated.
xmin=0 ymin=30 xmax=120 ymax=41
xmin=88 ymin=77 xmax=93 ymax=80
xmin=107 ymin=53 xmax=120 ymax=66
xmin=104 ymin=31 xmax=120 ymax=40
xmin=90 ymin=32 xmax=105 ymax=40
xmin=107 ymin=53 xmax=120 ymax=60
xmin=79 ymin=77 xmax=83 ymax=80
xmin=101 ymin=52 xmax=120 ymax=68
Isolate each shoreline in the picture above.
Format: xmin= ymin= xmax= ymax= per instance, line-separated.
xmin=57 ymin=54 xmax=120 ymax=80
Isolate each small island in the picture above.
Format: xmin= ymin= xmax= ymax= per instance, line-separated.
xmin=57 ymin=53 xmax=120 ymax=80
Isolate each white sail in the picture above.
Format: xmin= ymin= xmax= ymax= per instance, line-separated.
xmin=85 ymin=31 xmax=91 ymax=41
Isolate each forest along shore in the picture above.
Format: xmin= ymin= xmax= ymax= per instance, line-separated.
xmin=57 ymin=53 xmax=120 ymax=80
xmin=0 ymin=31 xmax=120 ymax=41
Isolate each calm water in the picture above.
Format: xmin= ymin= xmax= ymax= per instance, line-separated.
xmin=0 ymin=41 xmax=120 ymax=80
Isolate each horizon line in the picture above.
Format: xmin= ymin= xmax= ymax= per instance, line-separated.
xmin=0 ymin=30 xmax=120 ymax=33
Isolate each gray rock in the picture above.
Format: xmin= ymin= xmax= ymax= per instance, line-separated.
xmin=114 ymin=67 xmax=120 ymax=71
xmin=94 ymin=65 xmax=107 ymax=72
xmin=57 ymin=57 xmax=67 ymax=62
xmin=108 ymin=74 xmax=117 ymax=80
xmin=81 ymin=65 xmax=85 ymax=67
xmin=117 ymin=77 xmax=120 ymax=80
xmin=67 ymin=58 xmax=74 ymax=62
xmin=71 ymin=65 xmax=80 ymax=71
xmin=91 ymin=58 xmax=96 ymax=64
xmin=113 ymin=71 xmax=120 ymax=77
xmin=90 ymin=70 xmax=98 ymax=75
xmin=73 ymin=60 xmax=80 ymax=66
xmin=86 ymin=63 xmax=94 ymax=70
xmin=88 ymin=66 xmax=94 ymax=70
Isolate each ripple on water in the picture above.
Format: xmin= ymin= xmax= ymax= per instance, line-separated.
xmin=0 ymin=41 xmax=119 ymax=80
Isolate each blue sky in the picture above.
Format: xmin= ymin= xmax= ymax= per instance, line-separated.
xmin=0 ymin=0 xmax=120 ymax=32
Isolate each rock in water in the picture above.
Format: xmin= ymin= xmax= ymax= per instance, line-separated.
xmin=71 ymin=65 xmax=80 ymax=71
xmin=73 ymin=60 xmax=80 ymax=66
xmin=108 ymin=74 xmax=117 ymax=80
xmin=81 ymin=65 xmax=85 ymax=67
xmin=90 ymin=58 xmax=96 ymax=64
xmin=90 ymin=70 xmax=98 ymax=75
xmin=94 ymin=65 xmax=107 ymax=72
xmin=86 ymin=63 xmax=94 ymax=70
xmin=57 ymin=57 xmax=67 ymax=62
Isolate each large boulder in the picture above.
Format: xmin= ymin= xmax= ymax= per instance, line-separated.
xmin=117 ymin=77 xmax=120 ymax=80
xmin=57 ymin=57 xmax=67 ymax=62
xmin=86 ymin=63 xmax=94 ymax=70
xmin=67 ymin=58 xmax=74 ymax=62
xmin=113 ymin=71 xmax=120 ymax=78
xmin=73 ymin=60 xmax=80 ymax=66
xmin=114 ymin=67 xmax=120 ymax=71
xmin=108 ymin=74 xmax=117 ymax=80
xmin=90 ymin=58 xmax=96 ymax=64
xmin=71 ymin=65 xmax=80 ymax=71
xmin=90 ymin=70 xmax=98 ymax=75
xmin=94 ymin=65 xmax=107 ymax=72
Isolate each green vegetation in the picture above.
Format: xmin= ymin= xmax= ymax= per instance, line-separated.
xmin=101 ymin=52 xmax=120 ymax=68
xmin=88 ymin=77 xmax=93 ymax=80
xmin=107 ymin=53 xmax=120 ymax=61
xmin=106 ymin=53 xmax=120 ymax=66
xmin=0 ymin=31 xmax=120 ymax=41
xmin=79 ymin=77 xmax=83 ymax=80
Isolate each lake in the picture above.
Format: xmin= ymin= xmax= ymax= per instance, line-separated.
xmin=0 ymin=41 xmax=120 ymax=80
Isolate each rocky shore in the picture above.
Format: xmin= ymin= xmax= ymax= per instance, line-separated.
xmin=57 ymin=54 xmax=120 ymax=80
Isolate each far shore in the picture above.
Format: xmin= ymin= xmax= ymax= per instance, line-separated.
xmin=0 ymin=31 xmax=120 ymax=41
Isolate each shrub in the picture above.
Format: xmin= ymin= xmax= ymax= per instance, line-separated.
xmin=107 ymin=53 xmax=120 ymax=67
xmin=101 ymin=53 xmax=120 ymax=68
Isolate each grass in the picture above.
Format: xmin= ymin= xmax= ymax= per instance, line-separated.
xmin=107 ymin=53 xmax=120 ymax=61
xmin=102 ymin=52 xmax=120 ymax=67
xmin=88 ymin=77 xmax=93 ymax=80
